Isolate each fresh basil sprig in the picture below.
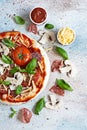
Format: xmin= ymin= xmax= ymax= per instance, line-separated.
xmin=10 ymin=58 xmax=37 ymax=74
xmin=56 ymin=46 xmax=68 ymax=60
xmin=10 ymin=66 xmax=19 ymax=75
xmin=2 ymin=38 xmax=15 ymax=48
xmin=19 ymin=69 xmax=27 ymax=73
xmin=9 ymin=107 xmax=17 ymax=118
xmin=10 ymin=66 xmax=27 ymax=75
xmin=0 ymin=79 xmax=11 ymax=85
xmin=34 ymin=97 xmax=45 ymax=115
xmin=2 ymin=81 xmax=11 ymax=85
xmin=56 ymin=79 xmax=73 ymax=91
xmin=15 ymin=85 xmax=23 ymax=95
xmin=45 ymin=23 xmax=54 ymax=29
xmin=26 ymin=58 xmax=37 ymax=74
xmin=14 ymin=16 xmax=25 ymax=25
xmin=2 ymin=55 xmax=13 ymax=64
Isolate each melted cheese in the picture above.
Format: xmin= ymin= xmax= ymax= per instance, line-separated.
xmin=58 ymin=27 xmax=75 ymax=45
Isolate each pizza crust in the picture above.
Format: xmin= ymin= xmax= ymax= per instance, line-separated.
xmin=0 ymin=31 xmax=50 ymax=105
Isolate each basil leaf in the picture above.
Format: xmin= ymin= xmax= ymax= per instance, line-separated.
xmin=10 ymin=107 xmax=16 ymax=113
xmin=2 ymin=38 xmax=15 ymax=48
xmin=10 ymin=67 xmax=27 ymax=74
xmin=0 ymin=79 xmax=11 ymax=85
xmin=56 ymin=79 xmax=73 ymax=91
xmin=0 ymin=79 xmax=3 ymax=84
xmin=45 ymin=23 xmax=54 ymax=29
xmin=15 ymin=85 xmax=22 ymax=95
xmin=2 ymin=55 xmax=13 ymax=64
xmin=10 ymin=66 xmax=19 ymax=75
xmin=34 ymin=97 xmax=45 ymax=115
xmin=19 ymin=69 xmax=27 ymax=73
xmin=26 ymin=58 xmax=37 ymax=74
xmin=14 ymin=16 xmax=25 ymax=25
xmin=2 ymin=80 xmax=11 ymax=85
xmin=56 ymin=46 xmax=69 ymax=60
xmin=9 ymin=107 xmax=17 ymax=118
xmin=9 ymin=113 xmax=15 ymax=118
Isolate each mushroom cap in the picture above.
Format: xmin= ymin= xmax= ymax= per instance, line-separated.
xmin=39 ymin=31 xmax=56 ymax=44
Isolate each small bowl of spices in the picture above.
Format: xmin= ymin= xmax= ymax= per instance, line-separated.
xmin=57 ymin=27 xmax=76 ymax=45
xmin=29 ymin=7 xmax=47 ymax=25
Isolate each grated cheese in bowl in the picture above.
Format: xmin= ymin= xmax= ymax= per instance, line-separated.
xmin=57 ymin=27 xmax=75 ymax=45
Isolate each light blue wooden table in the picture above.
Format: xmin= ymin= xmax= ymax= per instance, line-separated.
xmin=0 ymin=0 xmax=87 ymax=130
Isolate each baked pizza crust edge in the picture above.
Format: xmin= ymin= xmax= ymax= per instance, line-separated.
xmin=0 ymin=31 xmax=50 ymax=105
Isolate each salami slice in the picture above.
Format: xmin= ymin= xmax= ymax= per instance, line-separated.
xmin=18 ymin=108 xmax=32 ymax=123
xmin=51 ymin=60 xmax=63 ymax=72
xmin=28 ymin=23 xmax=38 ymax=34
xmin=49 ymin=84 xmax=64 ymax=96
xmin=0 ymin=89 xmax=7 ymax=94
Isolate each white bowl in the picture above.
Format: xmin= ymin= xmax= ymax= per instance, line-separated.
xmin=29 ymin=7 xmax=47 ymax=25
xmin=57 ymin=27 xmax=76 ymax=45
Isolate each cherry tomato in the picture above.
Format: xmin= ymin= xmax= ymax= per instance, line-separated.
xmin=12 ymin=46 xmax=31 ymax=66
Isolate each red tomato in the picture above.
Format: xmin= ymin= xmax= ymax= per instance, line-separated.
xmin=12 ymin=46 xmax=31 ymax=66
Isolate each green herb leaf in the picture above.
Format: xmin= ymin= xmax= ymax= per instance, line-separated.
xmin=26 ymin=58 xmax=37 ymax=74
xmin=2 ymin=55 xmax=13 ymax=64
xmin=0 ymin=79 xmax=3 ymax=84
xmin=10 ymin=107 xmax=16 ymax=113
xmin=2 ymin=80 xmax=11 ymax=85
xmin=0 ymin=79 xmax=11 ymax=85
xmin=14 ymin=16 xmax=25 ymax=25
xmin=10 ymin=66 xmax=19 ymax=75
xmin=45 ymin=23 xmax=54 ymax=29
xmin=15 ymin=85 xmax=23 ymax=95
xmin=9 ymin=107 xmax=17 ymax=118
xmin=34 ymin=97 xmax=45 ymax=115
xmin=19 ymin=69 xmax=27 ymax=73
xmin=56 ymin=79 xmax=73 ymax=91
xmin=10 ymin=67 xmax=27 ymax=74
xmin=56 ymin=46 xmax=68 ymax=60
xmin=9 ymin=113 xmax=15 ymax=118
xmin=2 ymin=38 xmax=15 ymax=48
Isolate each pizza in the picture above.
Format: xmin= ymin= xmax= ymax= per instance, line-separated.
xmin=0 ymin=31 xmax=50 ymax=104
